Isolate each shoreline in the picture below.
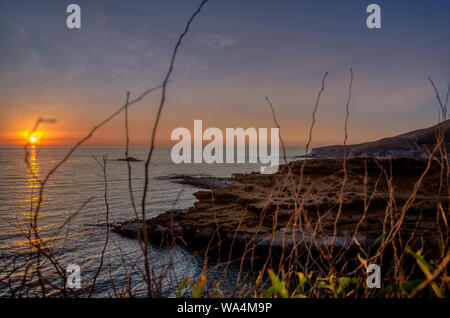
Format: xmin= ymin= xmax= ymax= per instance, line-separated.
xmin=112 ymin=157 xmax=443 ymax=257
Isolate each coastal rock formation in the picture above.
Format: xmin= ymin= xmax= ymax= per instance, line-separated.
xmin=309 ymin=120 xmax=450 ymax=158
xmin=113 ymin=158 xmax=446 ymax=254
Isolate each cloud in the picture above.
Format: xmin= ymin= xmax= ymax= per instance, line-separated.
xmin=193 ymin=33 xmax=238 ymax=49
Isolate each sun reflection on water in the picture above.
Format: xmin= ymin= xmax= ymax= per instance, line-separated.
xmin=28 ymin=146 xmax=40 ymax=212
xmin=21 ymin=146 xmax=64 ymax=253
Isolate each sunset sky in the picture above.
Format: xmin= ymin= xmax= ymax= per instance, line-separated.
xmin=0 ymin=0 xmax=449 ymax=146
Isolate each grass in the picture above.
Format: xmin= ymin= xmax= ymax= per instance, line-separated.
xmin=0 ymin=0 xmax=449 ymax=299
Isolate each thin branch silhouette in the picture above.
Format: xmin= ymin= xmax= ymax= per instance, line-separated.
xmin=139 ymin=0 xmax=210 ymax=297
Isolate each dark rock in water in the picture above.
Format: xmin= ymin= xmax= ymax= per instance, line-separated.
xmin=116 ymin=156 xmax=142 ymax=162
xmin=155 ymin=174 xmax=235 ymax=190
xmin=309 ymin=120 xmax=450 ymax=158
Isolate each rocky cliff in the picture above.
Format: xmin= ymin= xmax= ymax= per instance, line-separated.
xmin=309 ymin=120 xmax=450 ymax=158
xmin=113 ymin=158 xmax=446 ymax=254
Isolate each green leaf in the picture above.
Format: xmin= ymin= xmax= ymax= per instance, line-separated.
xmin=176 ymin=279 xmax=188 ymax=298
xmin=401 ymin=279 xmax=424 ymax=294
xmin=262 ymin=286 xmax=277 ymax=298
xmin=267 ymin=269 xmax=289 ymax=298
xmin=370 ymin=232 xmax=387 ymax=249
xmin=336 ymin=277 xmax=360 ymax=298
xmin=191 ymin=275 xmax=206 ymax=298
xmin=407 ymin=249 xmax=445 ymax=298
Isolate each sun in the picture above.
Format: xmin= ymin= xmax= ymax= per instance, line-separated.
xmin=26 ymin=131 xmax=44 ymax=145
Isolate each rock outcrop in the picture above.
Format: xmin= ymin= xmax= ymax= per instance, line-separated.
xmin=309 ymin=120 xmax=450 ymax=158
xmin=113 ymin=158 xmax=446 ymax=254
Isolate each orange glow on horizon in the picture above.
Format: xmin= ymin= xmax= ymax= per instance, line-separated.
xmin=25 ymin=131 xmax=44 ymax=145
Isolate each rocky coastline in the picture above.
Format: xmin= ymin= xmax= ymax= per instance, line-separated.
xmin=112 ymin=122 xmax=450 ymax=257
xmin=112 ymin=158 xmax=445 ymax=255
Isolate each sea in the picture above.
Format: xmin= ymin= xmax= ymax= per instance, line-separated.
xmin=0 ymin=146 xmax=304 ymax=297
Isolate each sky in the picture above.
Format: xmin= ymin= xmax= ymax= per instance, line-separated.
xmin=0 ymin=0 xmax=449 ymax=146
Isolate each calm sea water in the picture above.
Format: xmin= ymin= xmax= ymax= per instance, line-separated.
xmin=0 ymin=146 xmax=304 ymax=297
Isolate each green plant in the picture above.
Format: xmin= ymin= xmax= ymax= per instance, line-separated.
xmin=406 ymin=249 xmax=448 ymax=298
xmin=176 ymin=275 xmax=207 ymax=298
